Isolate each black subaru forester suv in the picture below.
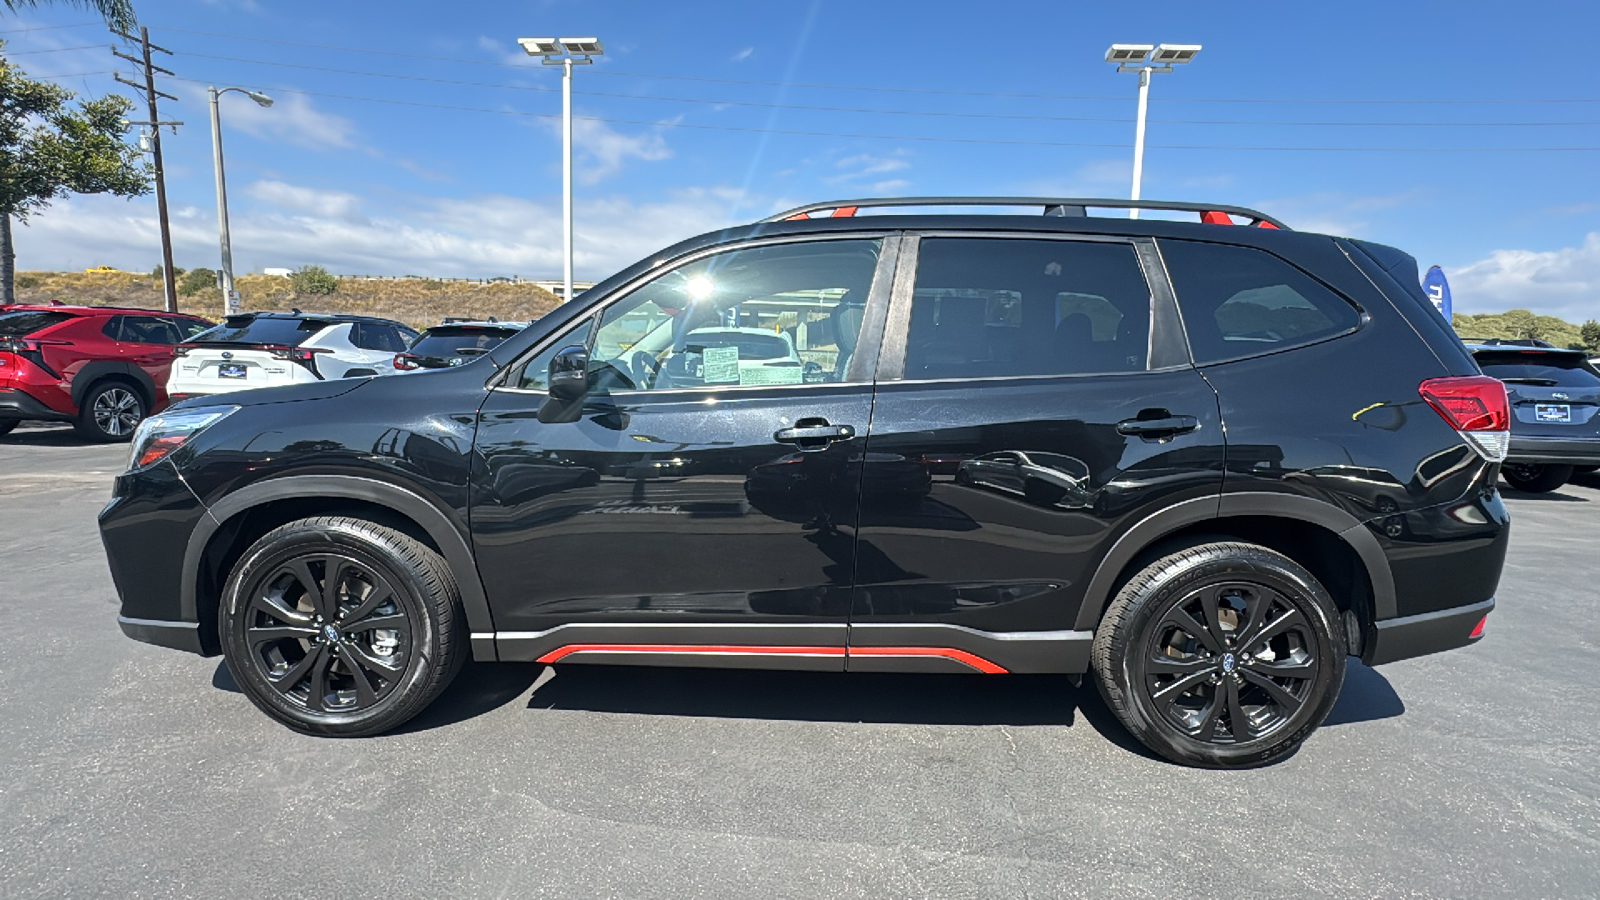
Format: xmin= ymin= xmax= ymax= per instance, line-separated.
xmin=100 ymin=198 xmax=1511 ymax=768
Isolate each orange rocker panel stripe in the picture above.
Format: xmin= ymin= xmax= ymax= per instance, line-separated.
xmin=535 ymin=644 xmax=1008 ymax=674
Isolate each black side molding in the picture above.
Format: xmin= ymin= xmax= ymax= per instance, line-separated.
xmin=118 ymin=616 xmax=206 ymax=655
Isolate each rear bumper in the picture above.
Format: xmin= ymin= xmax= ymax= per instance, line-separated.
xmin=1363 ymin=596 xmax=1493 ymax=666
xmin=0 ymin=388 xmax=74 ymax=422
xmin=1506 ymin=436 xmax=1600 ymax=466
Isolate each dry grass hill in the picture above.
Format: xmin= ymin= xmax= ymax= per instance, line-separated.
xmin=10 ymin=271 xmax=563 ymax=329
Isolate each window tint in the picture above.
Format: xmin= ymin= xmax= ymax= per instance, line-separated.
xmin=1161 ymin=240 xmax=1361 ymax=365
xmin=176 ymin=319 xmax=213 ymax=339
xmin=904 ymin=238 xmax=1152 ymax=379
xmin=516 ymin=318 xmax=594 ymax=392
xmin=0 ymin=310 xmax=74 ymax=336
xmin=587 ymin=239 xmax=882 ymax=392
xmin=102 ymin=316 xmax=124 ymax=340
xmin=1474 ymin=352 xmax=1600 ymax=388
xmin=190 ymin=316 xmax=330 ymax=347
xmin=411 ymin=326 xmax=519 ymax=361
xmin=121 ymin=316 xmax=181 ymax=345
xmin=353 ymin=323 xmax=406 ymax=352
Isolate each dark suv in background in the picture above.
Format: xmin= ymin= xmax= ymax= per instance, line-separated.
xmin=1467 ymin=342 xmax=1600 ymax=492
xmin=99 ymin=198 xmax=1510 ymax=768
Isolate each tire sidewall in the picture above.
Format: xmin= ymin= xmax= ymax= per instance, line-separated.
xmin=79 ymin=382 xmax=145 ymax=442
xmin=1106 ymin=547 xmax=1347 ymax=768
xmin=221 ymin=522 xmax=443 ymax=735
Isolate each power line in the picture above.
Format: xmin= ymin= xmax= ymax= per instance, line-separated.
xmin=151 ymin=25 xmax=1600 ymax=107
xmin=0 ymin=22 xmax=99 ymax=34
xmin=169 ymin=75 xmax=1600 ymax=152
xmin=3 ymin=44 xmax=105 ymax=55
xmin=180 ymin=49 xmax=1600 ymax=128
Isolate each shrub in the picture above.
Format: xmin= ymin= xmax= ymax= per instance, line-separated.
xmin=179 ymin=267 xmax=218 ymax=296
xmin=152 ymin=264 xmax=185 ymax=281
xmin=291 ymin=265 xmax=339 ymax=296
xmin=14 ymin=274 xmax=39 ymax=289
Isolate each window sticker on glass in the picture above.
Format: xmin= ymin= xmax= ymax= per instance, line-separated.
xmin=702 ymin=345 xmax=741 ymax=383
xmin=739 ymin=364 xmax=804 ymax=386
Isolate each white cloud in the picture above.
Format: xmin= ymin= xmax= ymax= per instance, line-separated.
xmin=245 ymin=180 xmax=364 ymax=222
xmin=542 ymin=117 xmax=673 ymax=184
xmin=217 ymin=91 xmax=360 ymax=151
xmin=1451 ymin=233 xmax=1600 ymax=321
xmin=822 ymin=151 xmax=912 ymax=187
xmin=730 ymin=47 xmax=755 ymax=62
xmin=8 ymin=185 xmax=753 ymax=282
xmin=1252 ymin=190 xmax=1422 ymax=238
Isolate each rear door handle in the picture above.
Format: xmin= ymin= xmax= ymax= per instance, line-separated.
xmin=1117 ymin=415 xmax=1200 ymax=438
xmin=774 ymin=420 xmax=856 ymax=452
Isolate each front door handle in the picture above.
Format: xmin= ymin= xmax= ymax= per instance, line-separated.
xmin=1117 ymin=413 xmax=1200 ymax=439
xmin=774 ymin=419 xmax=856 ymax=452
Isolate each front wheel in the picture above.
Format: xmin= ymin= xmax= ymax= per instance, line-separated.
xmin=220 ymin=516 xmax=466 ymax=736
xmin=1502 ymin=463 xmax=1573 ymax=493
xmin=1091 ymin=542 xmax=1346 ymax=768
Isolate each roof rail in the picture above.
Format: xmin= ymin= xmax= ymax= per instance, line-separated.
xmin=762 ymin=196 xmax=1288 ymax=230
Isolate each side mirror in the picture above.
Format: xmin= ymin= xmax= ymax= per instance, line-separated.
xmin=548 ymin=344 xmax=589 ymax=402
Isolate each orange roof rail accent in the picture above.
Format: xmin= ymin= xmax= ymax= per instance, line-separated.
xmin=830 ymin=206 xmax=858 ymax=218
xmin=1254 ymin=220 xmax=1280 ymax=229
xmin=1200 ymin=210 xmax=1234 ymax=225
xmin=785 ymin=213 xmax=811 ymax=221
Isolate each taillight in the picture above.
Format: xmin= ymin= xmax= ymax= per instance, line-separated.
xmin=1419 ymin=376 xmax=1509 ymax=462
xmin=173 ymin=345 xmax=192 ymax=357
xmin=265 ymin=345 xmax=329 ymax=376
xmin=393 ymin=353 xmax=420 ymax=371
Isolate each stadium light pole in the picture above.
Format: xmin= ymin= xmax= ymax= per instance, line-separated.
xmin=1104 ymin=43 xmax=1201 ymax=219
xmin=518 ymin=36 xmax=604 ymax=303
xmin=209 ymin=86 xmax=273 ymax=315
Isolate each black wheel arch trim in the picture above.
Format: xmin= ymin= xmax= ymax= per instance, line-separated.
xmin=72 ymin=360 xmax=157 ymax=409
xmin=180 ymin=474 xmax=495 ymax=648
xmin=1071 ymin=491 xmax=1398 ymax=631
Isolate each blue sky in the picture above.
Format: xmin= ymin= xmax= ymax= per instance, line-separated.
xmin=3 ymin=0 xmax=1599 ymax=319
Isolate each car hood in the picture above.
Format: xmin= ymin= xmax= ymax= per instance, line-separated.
xmin=170 ymin=377 xmax=370 ymax=411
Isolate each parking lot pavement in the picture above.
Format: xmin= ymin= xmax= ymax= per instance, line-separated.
xmin=0 ymin=422 xmax=1596 ymax=898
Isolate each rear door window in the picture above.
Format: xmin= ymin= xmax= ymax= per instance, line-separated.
xmin=1160 ymin=240 xmax=1362 ymax=365
xmin=902 ymin=237 xmax=1153 ymax=379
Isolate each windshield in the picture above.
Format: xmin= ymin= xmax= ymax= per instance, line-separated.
xmin=189 ymin=316 xmax=333 ymax=347
xmin=0 ymin=311 xmax=75 ymax=337
xmin=408 ymin=326 xmax=518 ymax=358
xmin=1475 ymin=351 xmax=1600 ymax=388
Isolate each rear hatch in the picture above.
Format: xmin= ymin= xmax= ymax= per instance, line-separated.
xmin=398 ymin=325 xmax=519 ymax=369
xmin=0 ymin=309 xmax=78 ymax=387
xmin=1473 ymin=348 xmax=1600 ymax=437
xmin=173 ymin=315 xmax=332 ymax=390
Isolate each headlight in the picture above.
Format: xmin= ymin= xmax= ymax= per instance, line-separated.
xmin=127 ymin=406 xmax=238 ymax=472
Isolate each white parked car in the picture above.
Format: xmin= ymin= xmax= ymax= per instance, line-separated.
xmin=168 ymin=312 xmax=418 ymax=400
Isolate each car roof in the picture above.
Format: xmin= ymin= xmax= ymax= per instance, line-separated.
xmin=421 ymin=321 xmax=527 ymax=331
xmin=0 ymin=304 xmax=208 ymax=318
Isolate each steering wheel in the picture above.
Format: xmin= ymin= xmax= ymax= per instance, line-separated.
xmin=627 ymin=350 xmax=661 ymax=389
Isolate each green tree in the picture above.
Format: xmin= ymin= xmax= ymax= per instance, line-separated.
xmin=179 ymin=266 xmax=216 ymax=296
xmin=1 ymin=46 xmax=149 ymax=303
xmin=2 ymin=0 xmax=135 ymax=35
xmin=150 ymin=263 xmax=183 ymax=280
xmin=290 ymin=264 xmax=339 ymax=296
xmin=1582 ymin=320 xmax=1600 ymax=351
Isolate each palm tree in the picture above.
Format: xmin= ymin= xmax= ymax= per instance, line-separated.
xmin=2 ymin=0 xmax=135 ymax=35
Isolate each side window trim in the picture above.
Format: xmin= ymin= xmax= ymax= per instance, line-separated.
xmin=493 ymin=232 xmax=899 ymax=395
xmin=1141 ymin=238 xmax=1194 ymax=369
xmin=877 ymin=231 xmax=1164 ymax=384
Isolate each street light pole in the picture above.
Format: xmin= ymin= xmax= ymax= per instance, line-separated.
xmin=518 ymin=37 xmax=603 ymax=302
xmin=208 ymin=86 xmax=272 ymax=316
xmin=1105 ymin=43 xmax=1202 ymax=219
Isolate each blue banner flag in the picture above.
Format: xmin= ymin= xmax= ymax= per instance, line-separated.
xmin=1423 ymin=266 xmax=1452 ymax=322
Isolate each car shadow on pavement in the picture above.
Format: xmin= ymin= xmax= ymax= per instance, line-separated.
xmin=1322 ymin=660 xmax=1404 ymax=727
xmin=0 ymin=425 xmax=99 ymax=447
xmin=1499 ymin=486 xmax=1590 ymax=502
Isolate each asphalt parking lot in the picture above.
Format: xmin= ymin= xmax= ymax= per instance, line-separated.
xmin=1 ymin=421 xmax=1596 ymax=899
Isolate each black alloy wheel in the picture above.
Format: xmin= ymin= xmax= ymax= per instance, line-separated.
xmin=1501 ymin=463 xmax=1573 ymax=494
xmin=221 ymin=517 xmax=465 ymax=736
xmin=1092 ymin=542 xmax=1346 ymax=768
xmin=76 ymin=382 xmax=145 ymax=441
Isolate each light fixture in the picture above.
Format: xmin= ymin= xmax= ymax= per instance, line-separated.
xmin=244 ymin=91 xmax=273 ymax=107
xmin=517 ymin=37 xmax=563 ymax=57
xmin=1151 ymin=43 xmax=1202 ymax=64
xmin=1104 ymin=43 xmax=1154 ymax=64
xmin=559 ymin=37 xmax=604 ymax=57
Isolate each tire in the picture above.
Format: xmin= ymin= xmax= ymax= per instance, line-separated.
xmin=0 ymin=419 xmax=16 ymax=438
xmin=1091 ymin=541 xmax=1347 ymax=768
xmin=1575 ymin=466 xmax=1599 ymax=476
xmin=74 ymin=381 xmax=146 ymax=442
xmin=1501 ymin=463 xmax=1573 ymax=493
xmin=220 ymin=516 xmax=466 ymax=737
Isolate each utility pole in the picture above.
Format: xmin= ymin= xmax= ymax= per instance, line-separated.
xmin=113 ymin=28 xmax=180 ymax=313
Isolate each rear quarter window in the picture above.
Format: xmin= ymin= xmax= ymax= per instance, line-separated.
xmin=1160 ymin=240 xmax=1363 ymax=365
xmin=0 ymin=310 xmax=76 ymax=336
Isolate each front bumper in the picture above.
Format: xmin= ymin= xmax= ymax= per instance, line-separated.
xmin=1507 ymin=436 xmax=1600 ymax=466
xmin=1362 ymin=596 xmax=1493 ymax=666
xmin=0 ymin=387 xmax=74 ymax=422
xmin=99 ymin=461 xmax=218 ymax=655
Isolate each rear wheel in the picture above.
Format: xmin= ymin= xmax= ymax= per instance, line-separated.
xmin=220 ymin=516 xmax=466 ymax=736
xmin=1091 ymin=542 xmax=1346 ymax=768
xmin=1501 ymin=463 xmax=1573 ymax=493
xmin=75 ymin=381 xmax=145 ymax=442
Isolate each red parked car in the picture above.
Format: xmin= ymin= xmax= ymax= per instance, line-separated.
xmin=0 ymin=305 xmax=213 ymax=441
